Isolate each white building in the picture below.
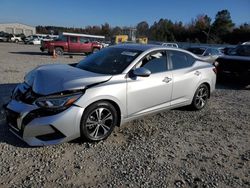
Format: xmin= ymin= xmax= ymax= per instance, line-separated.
xmin=0 ymin=22 xmax=36 ymax=36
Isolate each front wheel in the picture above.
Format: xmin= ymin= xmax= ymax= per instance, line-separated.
xmin=81 ymin=101 xmax=118 ymax=141
xmin=92 ymin=48 xmax=100 ymax=53
xmin=190 ymin=84 xmax=209 ymax=110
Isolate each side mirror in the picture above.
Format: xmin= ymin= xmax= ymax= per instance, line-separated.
xmin=133 ymin=67 xmax=151 ymax=77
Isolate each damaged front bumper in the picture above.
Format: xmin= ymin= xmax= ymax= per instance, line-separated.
xmin=5 ymin=99 xmax=84 ymax=146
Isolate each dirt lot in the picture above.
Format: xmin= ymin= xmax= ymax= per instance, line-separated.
xmin=0 ymin=42 xmax=249 ymax=188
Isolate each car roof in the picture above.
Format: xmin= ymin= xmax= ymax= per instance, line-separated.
xmin=110 ymin=43 xmax=202 ymax=58
xmin=111 ymin=44 xmax=163 ymax=51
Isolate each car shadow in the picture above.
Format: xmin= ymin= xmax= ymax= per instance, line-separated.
xmin=9 ymin=51 xmax=47 ymax=56
xmin=9 ymin=51 xmax=86 ymax=58
xmin=216 ymin=80 xmax=250 ymax=90
xmin=0 ymin=83 xmax=30 ymax=147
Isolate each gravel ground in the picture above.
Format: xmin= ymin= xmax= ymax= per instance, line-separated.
xmin=0 ymin=42 xmax=249 ymax=188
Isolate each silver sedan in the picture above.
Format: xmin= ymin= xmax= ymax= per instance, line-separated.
xmin=5 ymin=44 xmax=216 ymax=146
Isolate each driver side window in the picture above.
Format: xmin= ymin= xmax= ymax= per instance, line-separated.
xmin=136 ymin=51 xmax=167 ymax=74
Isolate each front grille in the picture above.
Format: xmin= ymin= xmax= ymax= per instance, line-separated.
xmin=22 ymin=108 xmax=63 ymax=126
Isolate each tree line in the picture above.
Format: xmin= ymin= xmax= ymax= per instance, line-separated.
xmin=36 ymin=9 xmax=250 ymax=44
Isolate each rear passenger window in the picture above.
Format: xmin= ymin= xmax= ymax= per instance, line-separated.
xmin=70 ymin=36 xmax=78 ymax=43
xmin=169 ymin=51 xmax=195 ymax=70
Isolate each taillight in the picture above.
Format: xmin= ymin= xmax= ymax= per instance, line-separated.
xmin=213 ymin=61 xmax=219 ymax=67
xmin=213 ymin=67 xmax=217 ymax=74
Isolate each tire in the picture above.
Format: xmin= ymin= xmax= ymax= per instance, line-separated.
xmin=55 ymin=47 xmax=64 ymax=56
xmin=81 ymin=101 xmax=118 ymax=142
xmin=92 ymin=48 xmax=100 ymax=53
xmin=190 ymin=84 xmax=209 ymax=110
xmin=15 ymin=39 xmax=18 ymax=43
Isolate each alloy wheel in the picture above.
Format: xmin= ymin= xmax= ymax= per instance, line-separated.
xmin=86 ymin=107 xmax=113 ymax=139
xmin=195 ymin=86 xmax=208 ymax=109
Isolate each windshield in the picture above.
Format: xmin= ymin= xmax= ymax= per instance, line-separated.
xmin=228 ymin=45 xmax=250 ymax=56
xmin=187 ymin=47 xmax=206 ymax=55
xmin=55 ymin=35 xmax=67 ymax=42
xmin=76 ymin=47 xmax=142 ymax=75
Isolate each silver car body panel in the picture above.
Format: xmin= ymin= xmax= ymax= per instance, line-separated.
xmin=5 ymin=44 xmax=216 ymax=146
xmin=25 ymin=64 xmax=112 ymax=95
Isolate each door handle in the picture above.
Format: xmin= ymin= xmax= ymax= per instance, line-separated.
xmin=163 ymin=77 xmax=172 ymax=83
xmin=194 ymin=71 xmax=201 ymax=76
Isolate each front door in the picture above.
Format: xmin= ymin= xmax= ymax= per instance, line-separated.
xmin=127 ymin=50 xmax=173 ymax=117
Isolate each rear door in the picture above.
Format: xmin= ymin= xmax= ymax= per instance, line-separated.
xmin=68 ymin=36 xmax=80 ymax=53
xmin=127 ymin=50 xmax=173 ymax=117
xmin=168 ymin=50 xmax=201 ymax=106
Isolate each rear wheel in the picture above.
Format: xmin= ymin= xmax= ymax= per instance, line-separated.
xmin=55 ymin=47 xmax=64 ymax=56
xmin=81 ymin=101 xmax=118 ymax=141
xmin=191 ymin=84 xmax=209 ymax=110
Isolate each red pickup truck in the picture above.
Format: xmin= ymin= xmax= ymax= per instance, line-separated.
xmin=41 ymin=33 xmax=103 ymax=55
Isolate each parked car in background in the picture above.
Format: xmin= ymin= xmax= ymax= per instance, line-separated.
xmin=242 ymin=41 xmax=250 ymax=45
xmin=8 ymin=34 xmax=22 ymax=43
xmin=24 ymin=35 xmax=44 ymax=44
xmin=41 ymin=32 xmax=103 ymax=55
xmin=0 ymin=35 xmax=8 ymax=42
xmin=218 ymin=46 xmax=236 ymax=55
xmin=28 ymin=37 xmax=43 ymax=45
xmin=5 ymin=44 xmax=216 ymax=146
xmin=215 ymin=44 xmax=250 ymax=83
xmin=42 ymin=35 xmax=58 ymax=42
xmin=162 ymin=43 xmax=179 ymax=48
xmin=186 ymin=46 xmax=223 ymax=63
xmin=0 ymin=31 xmax=9 ymax=42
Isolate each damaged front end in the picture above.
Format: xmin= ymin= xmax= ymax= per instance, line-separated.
xmin=5 ymin=82 xmax=85 ymax=146
xmin=4 ymin=64 xmax=112 ymax=146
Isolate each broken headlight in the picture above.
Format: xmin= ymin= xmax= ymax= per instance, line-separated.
xmin=35 ymin=93 xmax=82 ymax=110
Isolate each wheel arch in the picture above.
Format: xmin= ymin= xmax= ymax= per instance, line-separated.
xmin=55 ymin=46 xmax=64 ymax=50
xmin=82 ymin=99 xmax=122 ymax=127
xmin=200 ymin=82 xmax=211 ymax=98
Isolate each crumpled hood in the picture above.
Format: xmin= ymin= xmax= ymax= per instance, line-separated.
xmin=25 ymin=64 xmax=112 ymax=95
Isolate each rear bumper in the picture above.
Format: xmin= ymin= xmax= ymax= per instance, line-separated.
xmin=5 ymin=100 xmax=84 ymax=146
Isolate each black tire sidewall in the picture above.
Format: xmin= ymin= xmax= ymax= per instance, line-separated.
xmin=81 ymin=102 xmax=118 ymax=141
xmin=55 ymin=47 xmax=63 ymax=56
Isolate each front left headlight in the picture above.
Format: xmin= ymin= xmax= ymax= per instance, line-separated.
xmin=35 ymin=93 xmax=82 ymax=110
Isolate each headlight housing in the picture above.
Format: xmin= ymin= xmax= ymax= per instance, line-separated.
xmin=35 ymin=93 xmax=82 ymax=110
